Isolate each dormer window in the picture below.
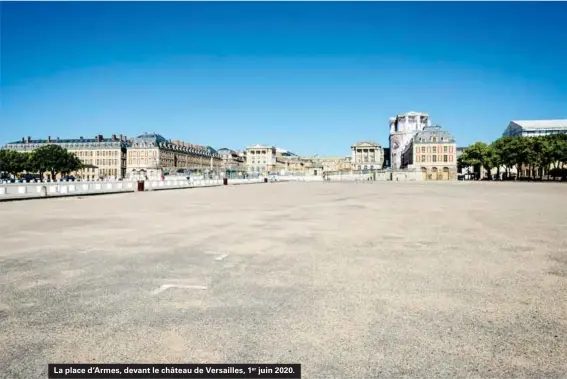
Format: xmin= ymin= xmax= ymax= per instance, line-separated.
xmin=432 ymin=137 xmax=437 ymax=142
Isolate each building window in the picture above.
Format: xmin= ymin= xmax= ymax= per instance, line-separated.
xmin=421 ymin=146 xmax=425 ymax=153
xmin=444 ymin=155 xmax=448 ymax=162
xmin=444 ymin=146 xmax=448 ymax=153
xmin=421 ymin=155 xmax=426 ymax=162
xmin=432 ymin=146 xmax=437 ymax=153
xmin=432 ymin=155 xmax=437 ymax=162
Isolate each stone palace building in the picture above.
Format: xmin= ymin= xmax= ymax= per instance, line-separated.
xmin=400 ymin=125 xmax=457 ymax=180
xmin=389 ymin=111 xmax=430 ymax=170
xmin=126 ymin=133 xmax=222 ymax=179
xmin=350 ymin=141 xmax=384 ymax=171
xmin=4 ymin=134 xmax=129 ymax=180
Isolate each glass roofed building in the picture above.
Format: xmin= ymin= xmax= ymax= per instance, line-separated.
xmin=502 ymin=120 xmax=567 ymax=137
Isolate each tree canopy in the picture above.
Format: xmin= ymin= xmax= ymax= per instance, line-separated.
xmin=459 ymin=134 xmax=567 ymax=180
xmin=0 ymin=145 xmax=84 ymax=179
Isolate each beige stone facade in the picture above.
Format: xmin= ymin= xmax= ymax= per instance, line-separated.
xmin=303 ymin=156 xmax=352 ymax=173
xmin=276 ymin=156 xmax=311 ymax=175
xmin=4 ymin=134 xmax=128 ymax=180
xmin=351 ymin=142 xmax=384 ymax=170
xmin=402 ymin=125 xmax=457 ymax=180
xmin=126 ymin=133 xmax=222 ymax=179
xmin=246 ymin=144 xmax=277 ymax=175
xmin=217 ymin=148 xmax=246 ymax=173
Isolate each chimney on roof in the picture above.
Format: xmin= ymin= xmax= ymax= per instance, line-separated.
xmin=26 ymin=136 xmax=31 ymax=143
xmin=97 ymin=135 xmax=103 ymax=142
xmin=80 ymin=136 xmax=83 ymax=140
xmin=119 ymin=134 xmax=123 ymax=141
xmin=112 ymin=134 xmax=117 ymax=141
xmin=21 ymin=137 xmax=25 ymax=143
xmin=47 ymin=136 xmax=51 ymax=143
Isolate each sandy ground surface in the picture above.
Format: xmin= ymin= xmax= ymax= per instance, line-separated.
xmin=1 ymin=181 xmax=566 ymax=379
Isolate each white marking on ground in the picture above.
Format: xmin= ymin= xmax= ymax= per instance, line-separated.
xmin=78 ymin=248 xmax=96 ymax=254
xmin=214 ymin=253 xmax=229 ymax=261
xmin=151 ymin=284 xmax=208 ymax=295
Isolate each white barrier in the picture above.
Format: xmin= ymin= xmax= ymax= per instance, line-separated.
xmin=0 ymin=177 xmax=255 ymax=200
xmin=226 ymin=178 xmax=264 ymax=185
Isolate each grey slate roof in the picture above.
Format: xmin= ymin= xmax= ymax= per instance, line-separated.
xmin=413 ymin=125 xmax=455 ymax=144
xmin=135 ymin=133 xmax=167 ymax=144
xmin=7 ymin=137 xmax=123 ymax=144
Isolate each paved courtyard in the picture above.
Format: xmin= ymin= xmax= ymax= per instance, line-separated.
xmin=1 ymin=181 xmax=566 ymax=378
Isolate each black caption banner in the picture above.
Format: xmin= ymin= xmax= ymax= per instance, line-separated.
xmin=48 ymin=364 xmax=301 ymax=379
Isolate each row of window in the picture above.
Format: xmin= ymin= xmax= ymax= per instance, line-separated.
xmin=248 ymin=166 xmax=267 ymax=172
xmin=249 ymin=150 xmax=270 ymax=155
xmin=130 ymin=151 xmax=157 ymax=158
xmin=356 ymin=157 xmax=379 ymax=163
xmin=80 ymin=158 xmax=123 ymax=166
xmin=100 ymin=168 xmax=119 ymax=176
xmin=74 ymin=150 xmax=122 ymax=157
xmin=521 ymin=130 xmax=566 ymax=136
xmin=418 ymin=137 xmax=449 ymax=143
xmin=417 ymin=145 xmax=454 ymax=154
xmin=416 ymin=155 xmax=453 ymax=163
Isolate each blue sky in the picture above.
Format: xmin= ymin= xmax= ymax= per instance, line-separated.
xmin=1 ymin=2 xmax=566 ymax=156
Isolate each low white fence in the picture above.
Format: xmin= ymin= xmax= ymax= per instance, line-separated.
xmin=0 ymin=180 xmax=136 ymax=198
xmin=323 ymin=171 xmax=423 ymax=182
xmin=227 ymin=178 xmax=265 ymax=185
xmin=274 ymin=171 xmax=423 ymax=182
xmin=0 ymin=176 xmax=271 ymax=200
xmin=277 ymin=176 xmax=324 ymax=182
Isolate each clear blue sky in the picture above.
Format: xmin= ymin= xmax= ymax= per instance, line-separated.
xmin=1 ymin=2 xmax=566 ymax=156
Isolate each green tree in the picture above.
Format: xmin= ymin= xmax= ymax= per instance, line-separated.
xmin=460 ymin=142 xmax=494 ymax=179
xmin=29 ymin=144 xmax=77 ymax=180
xmin=61 ymin=152 xmax=83 ymax=176
xmin=0 ymin=149 xmax=29 ymax=177
xmin=548 ymin=134 xmax=567 ymax=168
xmin=492 ymin=136 xmax=516 ymax=178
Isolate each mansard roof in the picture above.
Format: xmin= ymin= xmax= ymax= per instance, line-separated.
xmin=135 ymin=133 xmax=167 ymax=144
xmin=414 ymin=125 xmax=455 ymax=144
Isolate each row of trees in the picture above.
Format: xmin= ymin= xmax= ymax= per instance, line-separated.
xmin=0 ymin=145 xmax=83 ymax=180
xmin=458 ymin=134 xmax=567 ymax=180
